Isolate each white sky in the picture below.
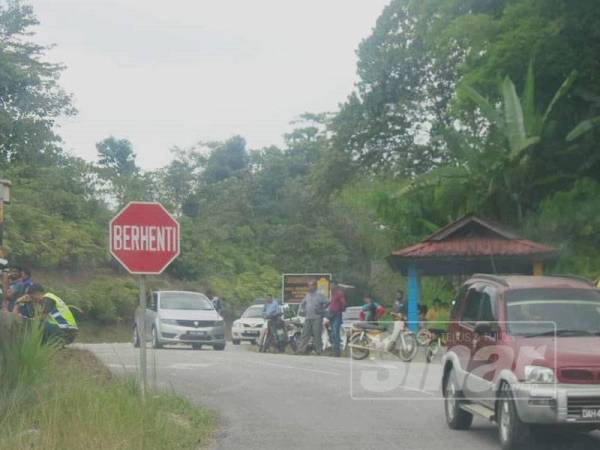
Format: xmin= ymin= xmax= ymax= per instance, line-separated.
xmin=28 ymin=0 xmax=389 ymax=169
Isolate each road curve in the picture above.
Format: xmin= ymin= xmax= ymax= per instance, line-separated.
xmin=84 ymin=343 xmax=600 ymax=450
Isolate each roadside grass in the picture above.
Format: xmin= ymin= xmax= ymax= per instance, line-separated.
xmin=76 ymin=320 xmax=133 ymax=343
xmin=0 ymin=314 xmax=215 ymax=450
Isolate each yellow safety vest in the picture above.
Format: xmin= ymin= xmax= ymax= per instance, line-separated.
xmin=44 ymin=293 xmax=78 ymax=330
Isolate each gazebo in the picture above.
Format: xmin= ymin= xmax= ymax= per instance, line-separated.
xmin=387 ymin=215 xmax=557 ymax=329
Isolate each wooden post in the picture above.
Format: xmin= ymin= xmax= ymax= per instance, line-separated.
xmin=533 ymin=261 xmax=544 ymax=276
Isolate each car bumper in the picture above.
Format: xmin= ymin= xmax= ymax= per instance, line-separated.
xmin=513 ymin=383 xmax=600 ymax=425
xmin=231 ymin=327 xmax=263 ymax=341
xmin=158 ymin=323 xmax=225 ymax=345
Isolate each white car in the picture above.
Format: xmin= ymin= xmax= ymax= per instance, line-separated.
xmin=133 ymin=290 xmax=225 ymax=350
xmin=231 ymin=304 xmax=265 ymax=345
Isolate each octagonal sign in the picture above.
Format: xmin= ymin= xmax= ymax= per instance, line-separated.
xmin=110 ymin=202 xmax=180 ymax=275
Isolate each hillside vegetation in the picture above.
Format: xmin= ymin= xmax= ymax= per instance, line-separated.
xmin=1 ymin=1 xmax=600 ymax=328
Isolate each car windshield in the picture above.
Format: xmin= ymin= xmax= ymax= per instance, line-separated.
xmin=505 ymin=288 xmax=600 ymax=337
xmin=243 ymin=307 xmax=263 ymax=318
xmin=343 ymin=307 xmax=361 ymax=321
xmin=160 ymin=292 xmax=213 ymax=311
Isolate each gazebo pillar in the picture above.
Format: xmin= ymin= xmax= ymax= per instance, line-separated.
xmin=407 ymin=263 xmax=420 ymax=331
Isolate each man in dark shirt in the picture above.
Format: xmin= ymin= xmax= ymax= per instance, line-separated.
xmin=328 ymin=280 xmax=347 ymax=357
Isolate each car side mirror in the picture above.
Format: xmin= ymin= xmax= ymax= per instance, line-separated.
xmin=474 ymin=321 xmax=493 ymax=335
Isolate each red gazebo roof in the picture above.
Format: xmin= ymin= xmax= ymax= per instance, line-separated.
xmin=388 ymin=215 xmax=557 ymax=276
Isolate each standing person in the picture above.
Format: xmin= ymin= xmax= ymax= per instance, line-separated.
xmin=261 ymin=295 xmax=284 ymax=350
xmin=207 ymin=290 xmax=223 ymax=315
xmin=328 ymin=280 xmax=346 ymax=357
xmin=392 ymin=289 xmax=406 ymax=318
xmin=299 ymin=279 xmax=328 ymax=354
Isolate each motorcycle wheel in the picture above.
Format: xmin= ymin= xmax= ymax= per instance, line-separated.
xmin=426 ymin=339 xmax=440 ymax=363
xmin=289 ymin=333 xmax=302 ymax=354
xmin=349 ymin=333 xmax=370 ymax=360
xmin=397 ymin=333 xmax=419 ymax=362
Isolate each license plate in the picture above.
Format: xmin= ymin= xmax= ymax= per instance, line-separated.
xmin=188 ymin=331 xmax=206 ymax=336
xmin=243 ymin=331 xmax=259 ymax=337
xmin=581 ymin=408 xmax=600 ymax=420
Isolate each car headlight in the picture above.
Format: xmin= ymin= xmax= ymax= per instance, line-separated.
xmin=160 ymin=319 xmax=177 ymax=325
xmin=524 ymin=365 xmax=555 ymax=384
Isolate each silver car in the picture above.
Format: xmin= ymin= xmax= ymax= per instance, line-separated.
xmin=133 ymin=290 xmax=226 ymax=350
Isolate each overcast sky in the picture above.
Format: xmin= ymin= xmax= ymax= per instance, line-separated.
xmin=28 ymin=0 xmax=389 ymax=169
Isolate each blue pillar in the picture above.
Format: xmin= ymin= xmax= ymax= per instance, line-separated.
xmin=407 ymin=263 xmax=420 ymax=332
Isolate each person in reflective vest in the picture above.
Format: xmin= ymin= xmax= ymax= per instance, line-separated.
xmin=27 ymin=283 xmax=78 ymax=344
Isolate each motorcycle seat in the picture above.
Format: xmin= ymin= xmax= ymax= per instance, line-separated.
xmin=355 ymin=322 xmax=386 ymax=331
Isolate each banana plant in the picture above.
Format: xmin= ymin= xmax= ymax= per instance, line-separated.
xmin=459 ymin=63 xmax=600 ymax=160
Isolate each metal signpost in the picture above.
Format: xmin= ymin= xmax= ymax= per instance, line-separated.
xmin=109 ymin=202 xmax=180 ymax=397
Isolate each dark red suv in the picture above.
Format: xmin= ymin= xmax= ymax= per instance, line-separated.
xmin=442 ymin=274 xmax=600 ymax=449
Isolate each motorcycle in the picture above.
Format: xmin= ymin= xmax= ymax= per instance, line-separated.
xmin=259 ymin=314 xmax=288 ymax=353
xmin=321 ymin=317 xmax=348 ymax=353
xmin=348 ymin=312 xmax=418 ymax=362
xmin=286 ymin=317 xmax=304 ymax=353
xmin=421 ymin=328 xmax=446 ymax=363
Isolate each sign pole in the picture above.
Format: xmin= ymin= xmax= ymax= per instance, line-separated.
xmin=139 ymin=274 xmax=147 ymax=398
xmin=109 ymin=202 xmax=180 ymax=398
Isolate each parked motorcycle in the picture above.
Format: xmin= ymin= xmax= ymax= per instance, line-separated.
xmin=259 ymin=314 xmax=288 ymax=353
xmin=321 ymin=317 xmax=348 ymax=353
xmin=348 ymin=313 xmax=418 ymax=362
xmin=286 ymin=317 xmax=304 ymax=353
xmin=423 ymin=328 xmax=446 ymax=363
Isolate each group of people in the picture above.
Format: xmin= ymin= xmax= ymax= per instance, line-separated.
xmin=0 ymin=267 xmax=78 ymax=344
xmin=261 ymin=280 xmax=449 ymax=358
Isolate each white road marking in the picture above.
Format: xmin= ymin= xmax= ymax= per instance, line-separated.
xmin=233 ymin=358 xmax=340 ymax=376
xmin=107 ymin=363 xmax=137 ymax=369
xmin=167 ymin=363 xmax=217 ymax=370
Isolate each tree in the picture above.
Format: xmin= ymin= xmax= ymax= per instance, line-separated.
xmin=0 ymin=0 xmax=75 ymax=164
xmin=203 ymin=135 xmax=248 ymax=183
xmin=95 ymin=136 xmax=149 ymax=206
xmin=96 ymin=137 xmax=138 ymax=178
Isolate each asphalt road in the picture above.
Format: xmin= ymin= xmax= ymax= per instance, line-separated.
xmin=84 ymin=343 xmax=600 ymax=450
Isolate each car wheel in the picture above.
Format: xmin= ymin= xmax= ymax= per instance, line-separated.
xmin=213 ymin=343 xmax=226 ymax=351
xmin=232 ymin=339 xmax=240 ymax=345
xmin=443 ymin=368 xmax=473 ymax=430
xmin=192 ymin=344 xmax=202 ymax=350
xmin=133 ymin=326 xmax=140 ymax=348
xmin=151 ymin=327 xmax=162 ymax=349
xmin=497 ymin=385 xmax=530 ymax=450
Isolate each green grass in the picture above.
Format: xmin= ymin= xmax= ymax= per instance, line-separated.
xmin=0 ymin=314 xmax=215 ymax=450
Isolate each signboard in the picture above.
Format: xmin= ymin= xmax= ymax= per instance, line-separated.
xmin=110 ymin=202 xmax=180 ymax=275
xmin=282 ymin=273 xmax=332 ymax=304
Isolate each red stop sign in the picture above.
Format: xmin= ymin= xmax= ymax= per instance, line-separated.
xmin=109 ymin=202 xmax=180 ymax=274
